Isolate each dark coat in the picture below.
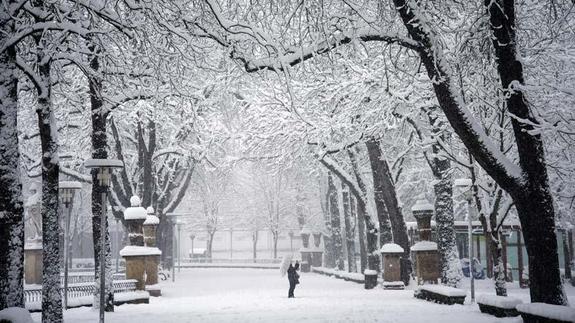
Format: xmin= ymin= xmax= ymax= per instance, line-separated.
xmin=287 ymin=262 xmax=300 ymax=284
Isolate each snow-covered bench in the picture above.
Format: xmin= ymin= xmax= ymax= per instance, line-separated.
xmin=24 ymin=279 xmax=149 ymax=312
xmin=414 ymin=285 xmax=466 ymax=305
xmin=477 ymin=294 xmax=522 ymax=317
xmin=516 ymin=303 xmax=575 ymax=323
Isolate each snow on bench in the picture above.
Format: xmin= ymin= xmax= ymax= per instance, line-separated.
xmin=477 ymin=294 xmax=522 ymax=317
xmin=516 ymin=303 xmax=575 ymax=323
xmin=414 ymin=285 xmax=466 ymax=305
xmin=24 ymin=279 xmax=149 ymax=312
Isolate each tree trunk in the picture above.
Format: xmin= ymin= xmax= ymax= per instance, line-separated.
xmin=365 ymin=139 xmax=393 ymax=246
xmin=342 ymin=185 xmax=357 ymax=273
xmin=489 ymin=232 xmax=507 ymax=296
xmin=35 ymin=53 xmax=63 ymax=321
xmin=352 ymin=195 xmax=367 ymax=273
xmin=272 ymin=230 xmax=279 ymax=259
xmin=424 ymin=107 xmax=461 ymax=287
xmin=252 ymin=231 xmax=258 ymax=263
xmin=89 ymin=47 xmax=115 ymax=312
xmin=0 ymin=3 xmax=24 ymax=308
xmin=327 ymin=173 xmax=344 ymax=270
xmin=207 ymin=231 xmax=215 ymax=262
xmin=322 ymin=190 xmax=335 ymax=268
xmin=157 ymin=213 xmax=173 ymax=268
xmin=562 ymin=231 xmax=571 ymax=280
xmin=348 ymin=150 xmax=380 ymax=273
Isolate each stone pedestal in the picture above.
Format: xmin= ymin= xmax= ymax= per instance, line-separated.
xmin=143 ymin=207 xmax=161 ymax=296
xmin=24 ymin=240 xmax=42 ymax=285
xmin=145 ymin=254 xmax=161 ymax=297
xmin=411 ymin=199 xmax=440 ymax=285
xmin=381 ymin=243 xmax=405 ymax=289
xmin=300 ymin=250 xmax=312 ymax=272
xmin=120 ymin=246 xmax=162 ymax=291
xmin=412 ymin=245 xmax=440 ymax=285
xmin=124 ymin=255 xmax=147 ymax=290
xmin=310 ymin=251 xmax=323 ymax=267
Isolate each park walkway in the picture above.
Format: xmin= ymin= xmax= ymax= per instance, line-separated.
xmin=43 ymin=268 xmax=535 ymax=322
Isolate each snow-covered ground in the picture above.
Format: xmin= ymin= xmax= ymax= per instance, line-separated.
xmin=31 ymin=268 xmax=575 ymax=323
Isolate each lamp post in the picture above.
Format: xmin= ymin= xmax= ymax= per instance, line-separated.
xmin=85 ymin=159 xmax=123 ymax=323
xmin=166 ymin=213 xmax=187 ymax=281
xmin=454 ymin=178 xmax=475 ymax=303
xmin=59 ymin=181 xmax=82 ymax=310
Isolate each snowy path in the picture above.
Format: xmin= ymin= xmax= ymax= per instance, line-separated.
xmin=39 ymin=268 xmax=575 ymax=323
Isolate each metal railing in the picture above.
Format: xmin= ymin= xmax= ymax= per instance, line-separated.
xmin=24 ymin=279 xmax=138 ymax=304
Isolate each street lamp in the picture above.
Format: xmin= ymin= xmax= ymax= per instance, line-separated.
xmin=165 ymin=213 xmax=186 ymax=281
xmin=454 ymin=178 xmax=475 ymax=303
xmin=85 ymin=158 xmax=123 ymax=323
xmin=59 ymin=181 xmax=82 ymax=310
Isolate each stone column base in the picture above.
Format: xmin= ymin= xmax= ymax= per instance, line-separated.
xmin=123 ymin=255 xmax=147 ymax=290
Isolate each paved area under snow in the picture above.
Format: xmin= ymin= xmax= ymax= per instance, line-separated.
xmin=35 ymin=268 xmax=575 ymax=322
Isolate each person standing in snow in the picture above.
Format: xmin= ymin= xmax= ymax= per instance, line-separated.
xmin=287 ymin=261 xmax=300 ymax=298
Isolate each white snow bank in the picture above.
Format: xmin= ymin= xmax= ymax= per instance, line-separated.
xmin=381 ymin=243 xmax=404 ymax=254
xmin=120 ymin=246 xmax=161 ymax=256
xmin=143 ymin=215 xmax=159 ymax=225
xmin=418 ymin=285 xmax=466 ymax=297
xmin=411 ymin=241 xmax=438 ymax=251
xmin=84 ymin=159 xmax=123 ymax=168
xmin=59 ymin=181 xmax=82 ymax=189
xmin=476 ymin=294 xmax=522 ymax=309
xmin=124 ymin=206 xmax=147 ymax=220
xmin=24 ymin=242 xmax=42 ymax=250
xmin=516 ymin=303 xmax=575 ymax=322
xmin=454 ymin=178 xmax=472 ymax=188
xmin=313 ymin=267 xmax=365 ymax=282
xmin=115 ymin=291 xmax=149 ymax=302
xmin=382 ymin=281 xmax=405 ymax=287
xmin=0 ymin=307 xmax=34 ymax=323
xmin=364 ymin=269 xmax=378 ymax=275
xmin=411 ymin=199 xmax=434 ymax=212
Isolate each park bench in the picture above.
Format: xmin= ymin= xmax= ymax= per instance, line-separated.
xmin=414 ymin=285 xmax=466 ymax=305
xmin=24 ymin=279 xmax=149 ymax=312
xmin=516 ymin=303 xmax=575 ymax=323
xmin=477 ymin=294 xmax=522 ymax=317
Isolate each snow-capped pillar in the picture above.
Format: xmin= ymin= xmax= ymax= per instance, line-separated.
xmin=380 ymin=243 xmax=405 ymax=290
xmin=124 ymin=196 xmax=147 ymax=246
xmin=143 ymin=207 xmax=159 ymax=248
xmin=299 ymin=227 xmax=312 ymax=272
xmin=310 ymin=231 xmax=324 ymax=267
xmin=120 ymin=196 xmax=149 ymax=290
xmin=411 ymin=199 xmax=440 ymax=285
xmin=412 ymin=199 xmax=434 ymax=241
xmin=143 ymin=207 xmax=161 ymax=297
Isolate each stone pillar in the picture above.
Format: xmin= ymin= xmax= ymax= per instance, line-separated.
xmin=24 ymin=238 xmax=43 ymax=285
xmin=143 ymin=207 xmax=161 ymax=296
xmin=124 ymin=196 xmax=147 ymax=246
xmin=381 ymin=243 xmax=405 ymax=289
xmin=310 ymin=232 xmax=324 ymax=267
xmin=300 ymin=227 xmax=311 ymax=272
xmin=121 ymin=196 xmax=148 ymax=290
xmin=411 ymin=199 xmax=440 ymax=285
